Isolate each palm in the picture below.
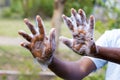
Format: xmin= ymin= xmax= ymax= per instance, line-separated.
xmin=60 ymin=8 xmax=97 ymax=55
xmin=19 ymin=15 xmax=56 ymax=63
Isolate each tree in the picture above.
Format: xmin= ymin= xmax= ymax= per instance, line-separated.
xmin=51 ymin=0 xmax=67 ymax=54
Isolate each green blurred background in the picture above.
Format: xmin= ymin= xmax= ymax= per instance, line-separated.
xmin=0 ymin=0 xmax=120 ymax=80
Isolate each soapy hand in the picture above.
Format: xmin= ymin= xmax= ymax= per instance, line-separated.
xmin=60 ymin=8 xmax=98 ymax=56
xmin=18 ymin=15 xmax=56 ymax=67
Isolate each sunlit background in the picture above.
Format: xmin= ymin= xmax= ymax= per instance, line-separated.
xmin=0 ymin=0 xmax=120 ymax=80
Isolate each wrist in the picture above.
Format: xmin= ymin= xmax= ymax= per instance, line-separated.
xmin=90 ymin=45 xmax=100 ymax=57
xmin=37 ymin=55 xmax=53 ymax=64
xmin=36 ymin=54 xmax=54 ymax=71
xmin=96 ymin=45 xmax=99 ymax=54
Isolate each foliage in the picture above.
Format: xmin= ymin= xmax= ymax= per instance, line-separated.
xmin=64 ymin=0 xmax=95 ymax=16
xmin=10 ymin=0 xmax=23 ymax=14
xmin=2 ymin=0 xmax=23 ymax=18
xmin=1 ymin=0 xmax=54 ymax=18
xmin=2 ymin=7 xmax=12 ymax=18
xmin=95 ymin=19 xmax=116 ymax=34
xmin=1 ymin=0 xmax=96 ymax=18
xmin=95 ymin=0 xmax=120 ymax=32
xmin=20 ymin=0 xmax=54 ymax=18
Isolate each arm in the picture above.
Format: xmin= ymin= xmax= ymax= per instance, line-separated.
xmin=48 ymin=56 xmax=96 ymax=80
xmin=93 ymin=46 xmax=120 ymax=64
xmin=60 ymin=8 xmax=120 ymax=64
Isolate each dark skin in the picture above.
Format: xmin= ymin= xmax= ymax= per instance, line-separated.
xmin=49 ymin=56 xmax=96 ymax=80
xmin=19 ymin=8 xmax=120 ymax=80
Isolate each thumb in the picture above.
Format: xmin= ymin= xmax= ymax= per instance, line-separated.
xmin=49 ymin=28 xmax=56 ymax=50
xmin=59 ymin=36 xmax=73 ymax=49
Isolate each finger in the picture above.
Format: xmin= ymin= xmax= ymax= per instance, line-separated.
xmin=78 ymin=9 xmax=87 ymax=25
xmin=62 ymin=14 xmax=74 ymax=32
xmin=21 ymin=42 xmax=31 ymax=51
xmin=71 ymin=8 xmax=81 ymax=27
xmin=18 ymin=30 xmax=32 ymax=42
xmin=21 ymin=42 xmax=40 ymax=58
xmin=24 ymin=18 xmax=37 ymax=35
xmin=49 ymin=28 xmax=56 ymax=50
xmin=59 ymin=36 xmax=72 ymax=48
xmin=36 ymin=15 xmax=45 ymax=41
xmin=31 ymin=36 xmax=40 ymax=48
xmin=88 ymin=15 xmax=95 ymax=36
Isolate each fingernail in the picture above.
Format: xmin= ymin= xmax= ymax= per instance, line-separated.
xmin=20 ymin=42 xmax=24 ymax=47
xmin=62 ymin=14 xmax=65 ymax=18
xmin=24 ymin=18 xmax=29 ymax=24
xmin=36 ymin=15 xmax=41 ymax=19
xmin=71 ymin=8 xmax=75 ymax=11
xmin=18 ymin=30 xmax=25 ymax=34
xmin=90 ymin=15 xmax=94 ymax=19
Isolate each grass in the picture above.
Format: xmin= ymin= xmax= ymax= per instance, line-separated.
xmin=0 ymin=45 xmax=41 ymax=72
xmin=0 ymin=18 xmax=101 ymax=38
xmin=0 ymin=45 xmax=106 ymax=80
xmin=0 ymin=19 xmax=26 ymax=37
xmin=0 ymin=18 xmax=67 ymax=37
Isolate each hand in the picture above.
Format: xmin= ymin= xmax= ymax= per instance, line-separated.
xmin=18 ymin=15 xmax=56 ymax=66
xmin=60 ymin=8 xmax=98 ymax=56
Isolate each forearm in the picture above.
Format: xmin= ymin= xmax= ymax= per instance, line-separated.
xmin=92 ymin=46 xmax=120 ymax=64
xmin=48 ymin=56 xmax=95 ymax=80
